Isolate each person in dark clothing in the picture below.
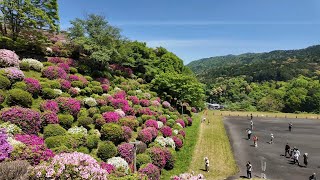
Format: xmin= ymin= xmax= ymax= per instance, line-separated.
xmin=285 ymin=143 xmax=290 ymax=157
xmin=247 ymin=129 xmax=252 ymax=140
xmin=246 ymin=161 xmax=252 ymax=179
xmin=250 ymin=113 xmax=253 ymax=120
xmin=309 ymin=173 xmax=317 ymax=180
xmin=289 ymin=122 xmax=293 ymax=131
xmin=304 ymin=153 xmax=308 ymax=168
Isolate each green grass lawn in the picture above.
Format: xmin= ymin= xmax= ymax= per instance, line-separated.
xmin=160 ymin=113 xmax=201 ymax=179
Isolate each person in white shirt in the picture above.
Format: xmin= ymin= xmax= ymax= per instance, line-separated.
xmin=204 ymin=157 xmax=209 ymax=172
xmin=270 ymin=133 xmax=274 ymax=144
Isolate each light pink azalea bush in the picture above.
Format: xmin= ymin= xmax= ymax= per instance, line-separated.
xmin=171 ymin=172 xmax=205 ymax=180
xmin=3 ymin=67 xmax=25 ymax=81
xmin=0 ymin=49 xmax=20 ymax=67
xmin=138 ymin=163 xmax=160 ymax=180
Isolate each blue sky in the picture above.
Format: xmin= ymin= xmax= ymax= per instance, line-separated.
xmin=59 ymin=0 xmax=320 ymax=64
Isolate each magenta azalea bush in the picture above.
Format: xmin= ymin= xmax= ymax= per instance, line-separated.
xmin=173 ymin=136 xmax=183 ymax=149
xmin=145 ymin=127 xmax=158 ymax=139
xmin=101 ymin=84 xmax=109 ymax=92
xmin=110 ymin=98 xmax=129 ymax=109
xmin=179 ymin=130 xmax=186 ymax=138
xmin=41 ymin=111 xmax=59 ymax=126
xmin=96 ymin=78 xmax=109 ymax=85
xmin=55 ymin=97 xmax=81 ymax=116
xmin=122 ymin=105 xmax=135 ymax=116
xmin=128 ymin=96 xmax=139 ymax=105
xmin=145 ymin=119 xmax=159 ymax=129
xmin=42 ymin=66 xmax=67 ymax=80
xmin=161 ymin=126 xmax=172 ymax=137
xmin=29 ymin=152 xmax=108 ymax=179
xmin=148 ymin=147 xmax=166 ymax=169
xmin=122 ymin=126 xmax=132 ymax=142
xmin=24 ymin=78 xmax=41 ymax=95
xmin=140 ymin=99 xmax=150 ymax=107
xmin=100 ymin=162 xmax=115 ymax=174
xmin=0 ymin=49 xmax=20 ymax=67
xmin=187 ymin=117 xmax=193 ymax=126
xmin=138 ymin=128 xmax=153 ymax=144
xmin=58 ymin=63 xmax=70 ymax=73
xmin=3 ymin=67 xmax=24 ymax=81
xmin=176 ymin=119 xmax=186 ymax=128
xmin=40 ymin=100 xmax=59 ymax=113
xmin=58 ymin=79 xmax=71 ymax=91
xmin=14 ymin=134 xmax=54 ymax=165
xmin=139 ymin=163 xmax=160 ymax=180
xmin=0 ymin=128 xmax=13 ymax=161
xmin=191 ymin=107 xmax=197 ymax=113
xmin=113 ymin=90 xmax=126 ymax=99
xmin=68 ymin=74 xmax=88 ymax=85
xmin=158 ymin=115 xmax=167 ymax=124
xmin=48 ymin=57 xmax=64 ymax=64
xmin=118 ymin=143 xmax=134 ymax=164
xmin=102 ymin=111 xmax=120 ymax=123
xmin=138 ymin=107 xmax=155 ymax=116
xmin=1 ymin=107 xmax=41 ymax=134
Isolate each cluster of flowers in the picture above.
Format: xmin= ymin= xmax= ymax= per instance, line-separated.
xmin=138 ymin=107 xmax=156 ymax=116
xmin=138 ymin=127 xmax=158 ymax=144
xmin=69 ymin=87 xmax=81 ymax=96
xmin=162 ymin=101 xmax=171 ymax=108
xmin=155 ymin=136 xmax=176 ymax=149
xmin=117 ymin=143 xmax=134 ymax=164
xmin=68 ymin=74 xmax=88 ymax=85
xmin=0 ymin=49 xmax=20 ymax=67
xmin=3 ymin=67 xmax=25 ymax=81
xmin=48 ymin=57 xmax=74 ymax=66
xmin=138 ymin=163 xmax=160 ymax=180
xmin=173 ymin=136 xmax=183 ymax=149
xmin=122 ymin=126 xmax=132 ymax=142
xmin=24 ymin=78 xmax=41 ymax=94
xmin=21 ymin=58 xmax=43 ymax=71
xmin=176 ymin=119 xmax=186 ymax=128
xmin=171 ymin=172 xmax=205 ymax=180
xmin=0 ymin=122 xmax=22 ymax=136
xmin=56 ymin=97 xmax=81 ymax=116
xmin=152 ymin=100 xmax=161 ymax=106
xmin=128 ymin=96 xmax=140 ymax=105
xmin=58 ymin=63 xmax=70 ymax=73
xmin=160 ymin=126 xmax=172 ymax=137
xmin=0 ymin=128 xmax=13 ymax=161
xmin=101 ymin=84 xmax=109 ymax=92
xmin=158 ymin=115 xmax=167 ymax=124
xmin=102 ymin=112 xmax=120 ymax=123
xmin=140 ymin=99 xmax=150 ymax=107
xmin=107 ymin=157 xmax=129 ymax=173
xmin=41 ymin=111 xmax=59 ymax=126
xmin=148 ymin=147 xmax=174 ymax=170
xmin=191 ymin=107 xmax=197 ymax=113
xmin=40 ymin=100 xmax=59 ymax=113
xmin=58 ymin=79 xmax=71 ymax=90
xmin=100 ymin=162 xmax=115 ymax=173
xmin=145 ymin=119 xmax=159 ymax=129
xmin=115 ymin=109 xmax=126 ymax=117
xmin=68 ymin=126 xmax=88 ymax=135
xmin=83 ymin=97 xmax=97 ymax=107
xmin=109 ymin=64 xmax=133 ymax=77
xmin=42 ymin=66 xmax=67 ymax=79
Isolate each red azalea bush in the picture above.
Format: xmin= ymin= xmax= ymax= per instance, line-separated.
xmin=1 ymin=107 xmax=41 ymax=134
xmin=140 ymin=99 xmax=150 ymax=107
xmin=138 ymin=128 xmax=153 ymax=144
xmin=118 ymin=143 xmax=134 ymax=164
xmin=173 ymin=136 xmax=183 ymax=149
xmin=41 ymin=111 xmax=59 ymax=126
xmin=148 ymin=147 xmax=166 ymax=169
xmin=102 ymin=112 xmax=120 ymax=123
xmin=122 ymin=126 xmax=133 ymax=142
xmin=58 ymin=79 xmax=71 ymax=91
xmin=100 ymin=162 xmax=115 ymax=173
xmin=158 ymin=115 xmax=167 ymax=124
xmin=145 ymin=119 xmax=158 ymax=129
xmin=160 ymin=126 xmax=172 ymax=137
xmin=14 ymin=134 xmax=54 ymax=165
xmin=128 ymin=96 xmax=139 ymax=105
xmin=138 ymin=163 xmax=160 ymax=180
xmin=55 ymin=97 xmax=81 ymax=116
xmin=176 ymin=119 xmax=186 ymax=128
xmin=0 ymin=49 xmax=20 ymax=67
xmin=40 ymin=100 xmax=59 ymax=113
xmin=24 ymin=78 xmax=41 ymax=95
xmin=42 ymin=66 xmax=67 ymax=80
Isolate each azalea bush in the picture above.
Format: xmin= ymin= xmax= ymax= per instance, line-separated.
xmin=140 ymin=99 xmax=150 ymax=107
xmin=145 ymin=119 xmax=158 ymax=129
xmin=138 ymin=163 xmax=160 ymax=180
xmin=24 ymin=78 xmax=41 ymax=95
xmin=100 ymin=162 xmax=115 ymax=174
xmin=6 ymin=88 xmax=33 ymax=108
xmin=176 ymin=119 xmax=186 ymax=128
xmin=58 ymin=79 xmax=71 ymax=91
xmin=160 ymin=126 xmax=172 ymax=137
xmin=40 ymin=100 xmax=59 ymax=113
xmin=128 ymin=96 xmax=139 ymax=105
xmin=107 ymin=157 xmax=129 ymax=173
xmin=21 ymin=58 xmax=43 ymax=71
xmin=138 ymin=128 xmax=153 ymax=144
xmin=0 ymin=128 xmax=13 ymax=161
xmin=55 ymin=97 xmax=81 ymax=116
xmin=173 ymin=136 xmax=183 ymax=149
xmin=102 ymin=111 xmax=120 ymax=123
xmin=118 ymin=143 xmax=134 ymax=164
xmin=3 ymin=67 xmax=25 ymax=81
xmin=41 ymin=111 xmax=59 ymax=126
xmin=42 ymin=66 xmax=67 ymax=80
xmin=0 ymin=49 xmax=20 ymax=68
xmin=0 ymin=122 xmax=22 ymax=136
xmin=155 ymin=136 xmax=175 ymax=149
xmin=83 ymin=97 xmax=97 ymax=107
xmin=122 ymin=126 xmax=132 ymax=142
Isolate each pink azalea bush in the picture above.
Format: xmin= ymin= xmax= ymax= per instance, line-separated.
xmin=101 ymin=84 xmax=109 ymax=92
xmin=24 ymin=78 xmax=41 ymax=95
xmin=40 ymin=100 xmax=59 ymax=113
xmin=148 ymin=147 xmax=166 ymax=169
xmin=173 ymin=136 xmax=183 ymax=149
xmin=138 ymin=107 xmax=155 ymax=116
xmin=171 ymin=173 xmax=205 ymax=180
xmin=145 ymin=127 xmax=158 ymax=139
xmin=0 ymin=49 xmax=20 ymax=67
xmin=110 ymin=98 xmax=129 ymax=109
xmin=69 ymin=87 xmax=80 ymax=96
xmin=42 ymin=66 xmax=67 ymax=80
xmin=115 ymin=109 xmax=126 ymax=118
xmin=100 ymin=162 xmax=115 ymax=173
xmin=122 ymin=105 xmax=135 ymax=116
xmin=145 ymin=119 xmax=159 ymax=129
xmin=55 ymin=97 xmax=81 ymax=116
xmin=161 ymin=126 xmax=172 ymax=137
xmin=162 ymin=101 xmax=171 ymax=108
xmin=158 ymin=115 xmax=167 ymax=124
xmin=139 ymin=163 xmax=160 ymax=180
xmin=41 ymin=111 xmax=59 ymax=126
xmin=96 ymin=78 xmax=110 ymax=85
xmin=58 ymin=79 xmax=71 ymax=91
xmin=58 ymin=63 xmax=70 ymax=73
xmin=14 ymin=134 xmax=54 ymax=165
xmin=102 ymin=112 xmax=120 ymax=123
xmin=179 ymin=130 xmax=186 ymax=138
xmin=1 ymin=107 xmax=41 ymax=134
xmin=118 ymin=143 xmax=134 ymax=164
xmin=47 ymin=57 xmax=64 ymax=64
xmin=191 ymin=107 xmax=197 ymax=113
xmin=122 ymin=126 xmax=133 ymax=142
xmin=3 ymin=67 xmax=25 ymax=81
xmin=138 ymin=128 xmax=153 ymax=144
xmin=151 ymin=100 xmax=161 ymax=106
xmin=68 ymin=74 xmax=88 ymax=85
xmin=29 ymin=152 xmax=108 ymax=179
xmin=140 ymin=99 xmax=150 ymax=107
xmin=128 ymin=96 xmax=139 ymax=105
xmin=113 ymin=90 xmax=126 ymax=99
xmin=176 ymin=119 xmax=186 ymax=128
xmin=187 ymin=117 xmax=193 ymax=126
xmin=0 ymin=128 xmax=13 ymax=161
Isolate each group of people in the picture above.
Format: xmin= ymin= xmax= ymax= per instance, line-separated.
xmin=285 ymin=143 xmax=309 ymax=167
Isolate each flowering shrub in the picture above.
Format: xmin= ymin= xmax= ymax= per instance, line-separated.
xmin=145 ymin=127 xmax=158 ymax=138
xmin=14 ymin=134 xmax=54 ymax=165
xmin=173 ymin=129 xmax=179 ymax=135
xmin=173 ymin=136 xmax=183 ymax=149
xmin=68 ymin=126 xmax=88 ymax=135
xmin=113 ymin=90 xmax=126 ymax=99
xmin=3 ymin=67 xmax=24 ymax=81
xmin=58 ymin=79 xmax=71 ymax=91
xmin=140 ymin=99 xmax=150 ymax=107
xmin=58 ymin=63 xmax=70 ymax=73
xmin=102 ymin=112 xmax=120 ymax=123
xmin=155 ymin=136 xmax=176 ymax=149
xmin=157 ymin=121 xmax=164 ymax=129
xmin=122 ymin=105 xmax=135 ymax=116
xmin=122 ymin=126 xmax=132 ymax=142
xmin=118 ymin=143 xmax=134 ymax=164
xmin=151 ymin=100 xmax=161 ymax=106
xmin=42 ymin=66 xmax=67 ymax=80
xmin=1 ymin=107 xmax=41 ymax=134
xmin=162 ymin=101 xmax=171 ymax=108
xmin=101 ymin=84 xmax=109 ymax=92
xmin=21 ymin=58 xmax=43 ymax=71
xmin=115 ymin=109 xmax=125 ymax=117
xmin=41 ymin=111 xmax=59 ymax=126
xmin=68 ymin=74 xmax=88 ymax=85
xmin=138 ymin=107 xmax=155 ymax=116
xmin=0 ymin=49 xmax=19 ymax=67
xmin=171 ymin=173 xmax=205 ymax=180
xmin=24 ymin=78 xmax=41 ymax=95
xmin=110 ymin=98 xmax=129 ymax=109
xmin=176 ymin=119 xmax=186 ymax=128
xmin=158 ymin=115 xmax=167 ymax=124
xmin=161 ymin=126 xmax=172 ymax=137
xmin=0 ymin=122 xmax=22 ymax=136
xmin=145 ymin=119 xmax=159 ymax=129
xmin=187 ymin=117 xmax=193 ymax=126
xmin=191 ymin=107 xmax=197 ymax=113
xmin=128 ymin=96 xmax=139 ymax=105
xmin=139 ymin=163 xmax=160 ymax=180
xmin=138 ymin=128 xmax=153 ymax=144
xmin=69 ymin=87 xmax=80 ymax=96
xmin=96 ymin=78 xmax=109 ymax=85
xmin=119 ymin=116 xmax=139 ymax=130
xmin=47 ymin=57 xmax=64 ymax=64
xmin=148 ymin=147 xmax=166 ymax=169
xmin=29 ymin=152 xmax=108 ymax=179
xmin=83 ymin=97 xmax=97 ymax=107
xmin=0 ymin=128 xmax=13 ymax=161
xmin=55 ymin=97 xmax=81 ymax=116
xmin=107 ymin=157 xmax=129 ymax=173
xmin=100 ymin=162 xmax=115 ymax=174
xmin=40 ymin=100 xmax=59 ymax=113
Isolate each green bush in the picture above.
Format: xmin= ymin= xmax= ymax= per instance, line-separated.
xmin=86 ymin=134 xmax=100 ymax=150
xmin=136 ymin=153 xmax=151 ymax=169
xmin=77 ymin=108 xmax=89 ymax=118
xmin=41 ymin=88 xmax=58 ymax=99
xmin=43 ymin=124 xmax=67 ymax=139
xmin=47 ymin=80 xmax=61 ymax=89
xmin=6 ymin=88 xmax=33 ymax=108
xmin=97 ymin=141 xmax=117 ymax=161
xmin=88 ymin=107 xmax=100 ymax=117
xmin=83 ymin=87 xmax=92 ymax=95
xmin=77 ymin=146 xmax=90 ymax=154
xmin=19 ymin=61 xmax=30 ymax=71
xmin=0 ymin=75 xmax=11 ymax=89
xmin=78 ymin=116 xmax=93 ymax=129
xmin=90 ymin=81 xmax=101 ymax=86
xmin=58 ymin=114 xmax=74 ymax=129
xmin=92 ymin=114 xmax=103 ymax=120
xmin=84 ymin=76 xmax=93 ymax=82
xmin=51 ymin=145 xmax=73 ymax=153
xmin=45 ymin=135 xmax=67 ymax=149
xmin=119 ymin=118 xmax=139 ymax=130
xmin=172 ymin=124 xmax=183 ymax=130
xmin=166 ymin=119 xmax=175 ymax=127
xmin=46 ymin=134 xmax=87 ymax=149
xmin=69 ymin=67 xmax=78 ymax=74
xmin=100 ymin=106 xmax=114 ymax=113
xmin=12 ymin=82 xmax=27 ymax=90
xmin=92 ymin=86 xmax=103 ymax=94
xmin=42 ymin=62 xmax=53 ymax=67
xmin=71 ymin=81 xmax=85 ymax=88
xmin=100 ymin=123 xmax=124 ymax=144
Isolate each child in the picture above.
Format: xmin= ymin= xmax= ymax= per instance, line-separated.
xmin=204 ymin=157 xmax=209 ymax=172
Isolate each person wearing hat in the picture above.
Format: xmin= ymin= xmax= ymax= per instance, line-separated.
xmin=304 ymin=153 xmax=309 ymax=168
xmin=309 ymin=173 xmax=317 ymax=180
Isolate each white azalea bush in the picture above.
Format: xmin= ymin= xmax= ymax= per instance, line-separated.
xmin=157 ymin=121 xmax=164 ymax=129
xmin=68 ymin=126 xmax=88 ymax=135
xmin=0 ymin=122 xmax=22 ymax=136
xmin=173 ymin=129 xmax=179 ymax=135
xmin=21 ymin=58 xmax=44 ymax=71
xmin=107 ymin=157 xmax=129 ymax=173
xmin=155 ymin=136 xmax=176 ymax=149
xmin=83 ymin=97 xmax=97 ymax=107
xmin=53 ymin=89 xmax=62 ymax=95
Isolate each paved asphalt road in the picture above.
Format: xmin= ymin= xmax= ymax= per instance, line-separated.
xmin=224 ymin=116 xmax=320 ymax=180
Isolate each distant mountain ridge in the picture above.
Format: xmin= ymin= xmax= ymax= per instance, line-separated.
xmin=187 ymin=45 xmax=320 ymax=83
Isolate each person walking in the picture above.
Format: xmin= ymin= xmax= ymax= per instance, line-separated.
xmin=204 ymin=157 xmax=209 ymax=172
xmin=246 ymin=161 xmax=252 ymax=179
xmin=289 ymin=122 xmax=293 ymax=131
xmin=293 ymin=148 xmax=301 ymax=166
xmin=269 ymin=133 xmax=274 ymax=144
xmin=309 ymin=173 xmax=317 ymax=180
xmin=304 ymin=153 xmax=308 ymax=168
xmin=247 ymin=129 xmax=252 ymax=140
xmin=285 ymin=143 xmax=290 ymax=157
xmin=253 ymin=135 xmax=258 ymax=147
xmin=250 ymin=120 xmax=254 ymax=130
xmin=250 ymin=113 xmax=253 ymax=120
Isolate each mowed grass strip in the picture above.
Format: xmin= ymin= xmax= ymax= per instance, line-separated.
xmin=189 ymin=113 xmax=238 ymax=180
xmin=161 ymin=113 xmax=201 ymax=179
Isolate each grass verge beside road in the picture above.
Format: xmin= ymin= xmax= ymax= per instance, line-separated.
xmin=160 ymin=113 xmax=201 ymax=179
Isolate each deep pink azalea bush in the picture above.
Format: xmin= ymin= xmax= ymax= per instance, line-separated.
xmin=158 ymin=115 xmax=167 ymax=124
xmin=100 ymin=162 xmax=115 ymax=173
xmin=55 ymin=97 xmax=81 ymax=116
xmin=24 ymin=78 xmax=41 ymax=95
xmin=101 ymin=84 xmax=109 ymax=92
xmin=0 ymin=128 xmax=13 ymax=162
xmin=58 ymin=63 xmax=70 ymax=73
xmin=118 ymin=143 xmax=134 ymax=164
xmin=138 ymin=128 xmax=153 ymax=144
xmin=102 ymin=111 xmax=120 ymax=123
xmin=3 ymin=67 xmax=24 ymax=81
xmin=128 ymin=96 xmax=139 ymax=105
xmin=138 ymin=107 xmax=155 ymax=116
xmin=113 ymin=90 xmax=126 ymax=99
xmin=178 ymin=130 xmax=186 ymax=138
xmin=163 ymin=148 xmax=175 ymax=170
xmin=148 ymin=147 xmax=166 ymax=169
xmin=14 ymin=134 xmax=54 ymax=165
xmin=122 ymin=126 xmax=133 ymax=142
xmin=145 ymin=127 xmax=158 ymax=139
xmin=161 ymin=126 xmax=172 ymax=137
xmin=145 ymin=119 xmax=158 ymax=129
xmin=173 ymin=136 xmax=183 ymax=149
xmin=191 ymin=107 xmax=197 ymax=113
xmin=176 ymin=119 xmax=186 ymax=128
xmin=58 ymin=78 xmax=71 ymax=90
xmin=29 ymin=152 xmax=108 ymax=179
xmin=40 ymin=100 xmax=59 ymax=113
xmin=68 ymin=74 xmax=88 ymax=85
xmin=187 ymin=117 xmax=193 ymax=126
xmin=122 ymin=105 xmax=135 ymax=116
xmin=1 ymin=107 xmax=41 ymax=134
xmin=110 ymin=98 xmax=129 ymax=109
xmin=96 ymin=77 xmax=110 ymax=85
xmin=138 ymin=163 xmax=160 ymax=180
xmin=41 ymin=111 xmax=59 ymax=126
xmin=140 ymin=99 xmax=150 ymax=107
xmin=0 ymin=49 xmax=20 ymax=67
xmin=47 ymin=57 xmax=64 ymax=64
xmin=42 ymin=66 xmax=67 ymax=80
